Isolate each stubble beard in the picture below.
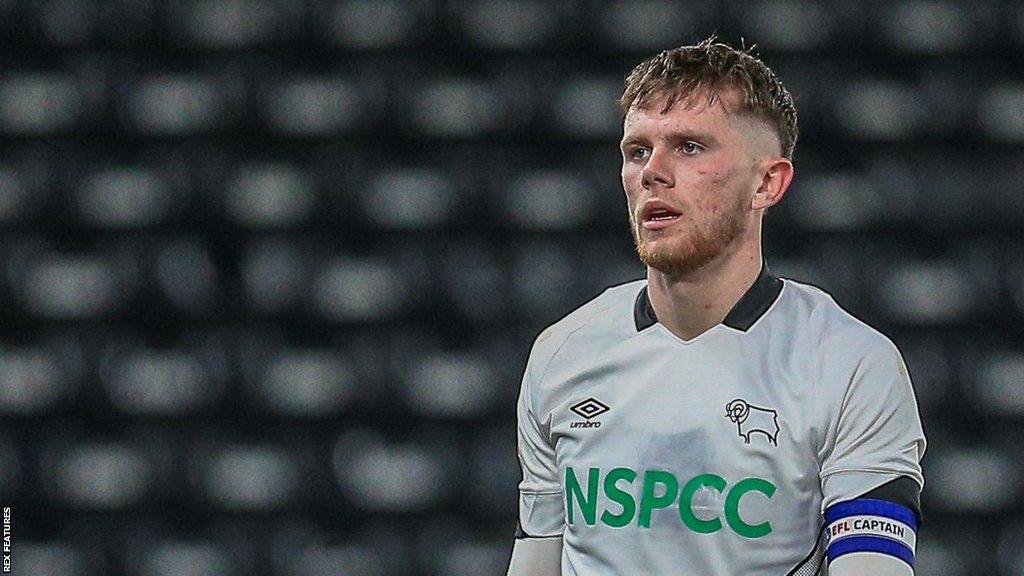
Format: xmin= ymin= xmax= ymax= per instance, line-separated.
xmin=629 ymin=204 xmax=748 ymax=279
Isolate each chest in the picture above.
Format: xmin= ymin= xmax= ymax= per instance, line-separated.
xmin=545 ymin=331 xmax=818 ymax=480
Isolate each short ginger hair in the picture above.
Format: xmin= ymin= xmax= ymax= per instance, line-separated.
xmin=620 ymin=36 xmax=799 ymax=159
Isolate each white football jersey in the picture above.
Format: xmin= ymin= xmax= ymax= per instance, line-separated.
xmin=515 ymin=264 xmax=926 ymax=576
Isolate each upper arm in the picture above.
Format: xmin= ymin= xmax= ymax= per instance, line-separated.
xmin=818 ymin=334 xmax=926 ymax=509
xmin=509 ymin=336 xmax=566 ymax=575
xmin=818 ymin=333 xmax=927 ymax=573
xmin=516 ymin=336 xmax=565 ymax=538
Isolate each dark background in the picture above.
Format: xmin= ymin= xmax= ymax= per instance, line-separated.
xmin=1 ymin=1 xmax=1022 ymax=575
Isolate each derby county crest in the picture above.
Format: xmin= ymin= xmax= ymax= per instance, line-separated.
xmin=725 ymin=399 xmax=780 ymax=446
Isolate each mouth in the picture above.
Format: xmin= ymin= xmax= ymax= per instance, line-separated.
xmin=640 ymin=199 xmax=682 ymax=230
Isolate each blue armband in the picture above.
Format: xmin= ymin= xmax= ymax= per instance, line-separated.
xmin=825 ymin=498 xmax=918 ymax=567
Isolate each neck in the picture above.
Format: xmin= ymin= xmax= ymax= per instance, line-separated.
xmin=646 ymin=241 xmax=763 ymax=341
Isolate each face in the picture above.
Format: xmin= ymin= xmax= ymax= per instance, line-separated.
xmin=620 ymin=91 xmax=780 ymax=277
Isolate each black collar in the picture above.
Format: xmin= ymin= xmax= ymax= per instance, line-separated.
xmin=633 ymin=262 xmax=783 ymax=333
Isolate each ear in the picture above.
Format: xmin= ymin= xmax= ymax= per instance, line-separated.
xmin=751 ymin=158 xmax=794 ymax=211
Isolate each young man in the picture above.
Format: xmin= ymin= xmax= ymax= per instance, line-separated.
xmin=507 ymin=37 xmax=926 ymax=576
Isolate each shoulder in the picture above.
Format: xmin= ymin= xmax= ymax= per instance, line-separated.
xmin=778 ymin=278 xmax=901 ymax=361
xmin=778 ymin=279 xmax=909 ymax=411
xmin=524 ymin=279 xmax=645 ymax=383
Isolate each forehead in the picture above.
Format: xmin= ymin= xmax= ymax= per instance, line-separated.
xmin=621 ymin=90 xmax=778 ymax=155
xmin=622 ymin=90 xmax=747 ymax=136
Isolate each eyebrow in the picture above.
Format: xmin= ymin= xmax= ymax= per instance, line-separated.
xmin=619 ymin=130 xmax=720 ymax=150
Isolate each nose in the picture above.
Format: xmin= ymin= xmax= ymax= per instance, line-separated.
xmin=641 ymin=149 xmax=674 ymax=189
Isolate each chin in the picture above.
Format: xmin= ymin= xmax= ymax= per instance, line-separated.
xmin=635 ymin=234 xmax=724 ymax=278
xmin=631 ymin=207 xmax=750 ymax=277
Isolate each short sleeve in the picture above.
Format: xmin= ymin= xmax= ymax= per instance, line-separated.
xmin=818 ymin=337 xmax=927 ymax=511
xmin=516 ymin=350 xmax=565 ymax=538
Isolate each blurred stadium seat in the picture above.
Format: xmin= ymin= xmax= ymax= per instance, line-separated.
xmin=0 ymin=73 xmax=87 ymax=135
xmin=125 ymin=75 xmax=235 ymax=135
xmin=50 ymin=442 xmax=154 ymax=508
xmin=0 ymin=345 xmax=69 ymax=414
xmin=745 ymin=1 xmax=835 ymax=50
xmin=254 ymin=347 xmax=356 ymax=416
xmin=139 ymin=540 xmax=236 ymax=576
xmin=77 ymin=166 xmax=176 ymax=227
xmin=173 ymin=0 xmax=294 ymax=49
xmin=505 ymin=169 xmax=595 ymax=229
xmin=262 ymin=77 xmax=363 ymax=136
xmin=363 ymin=167 xmax=457 ymax=228
xmin=1 ymin=1 xmax=1021 ymax=574
xmin=552 ymin=76 xmax=623 ymax=137
xmin=458 ymin=0 xmax=558 ymax=49
xmin=333 ymin=429 xmax=453 ymax=513
xmin=11 ymin=542 xmax=89 ymax=576
xmin=225 ymin=162 xmax=316 ymax=227
xmin=200 ymin=444 xmax=300 ymax=510
xmin=325 ymin=0 xmax=426 ymax=49
xmin=927 ymin=448 xmax=1021 ymax=513
xmin=879 ymin=1 xmax=974 ymax=53
xmin=599 ymin=1 xmax=699 ymax=51
xmin=311 ymin=256 xmax=407 ymax=321
xmin=981 ymin=83 xmax=1024 ymax=141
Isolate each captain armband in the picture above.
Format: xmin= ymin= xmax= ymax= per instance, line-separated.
xmin=824 ymin=498 xmax=918 ymax=567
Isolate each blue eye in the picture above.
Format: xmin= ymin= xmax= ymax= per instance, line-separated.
xmin=630 ymin=147 xmax=649 ymax=160
xmin=681 ymin=142 xmax=702 ymax=155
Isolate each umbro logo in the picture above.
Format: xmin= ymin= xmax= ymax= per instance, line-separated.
xmin=570 ymin=397 xmax=609 ymax=429
xmin=571 ymin=397 xmax=609 ymax=419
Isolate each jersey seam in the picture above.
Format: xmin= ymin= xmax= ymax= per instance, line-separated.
xmin=820 ymin=468 xmax=922 ymax=487
xmin=821 ymin=318 xmax=876 ymax=472
xmin=811 ymin=281 xmax=825 ymax=471
xmin=821 ymin=467 xmax=905 ymax=476
xmin=533 ymin=287 xmax=628 ymax=390
xmin=525 ymin=286 xmax=628 ymax=440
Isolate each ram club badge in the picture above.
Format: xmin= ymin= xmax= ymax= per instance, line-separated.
xmin=725 ymin=398 xmax=780 ymax=446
